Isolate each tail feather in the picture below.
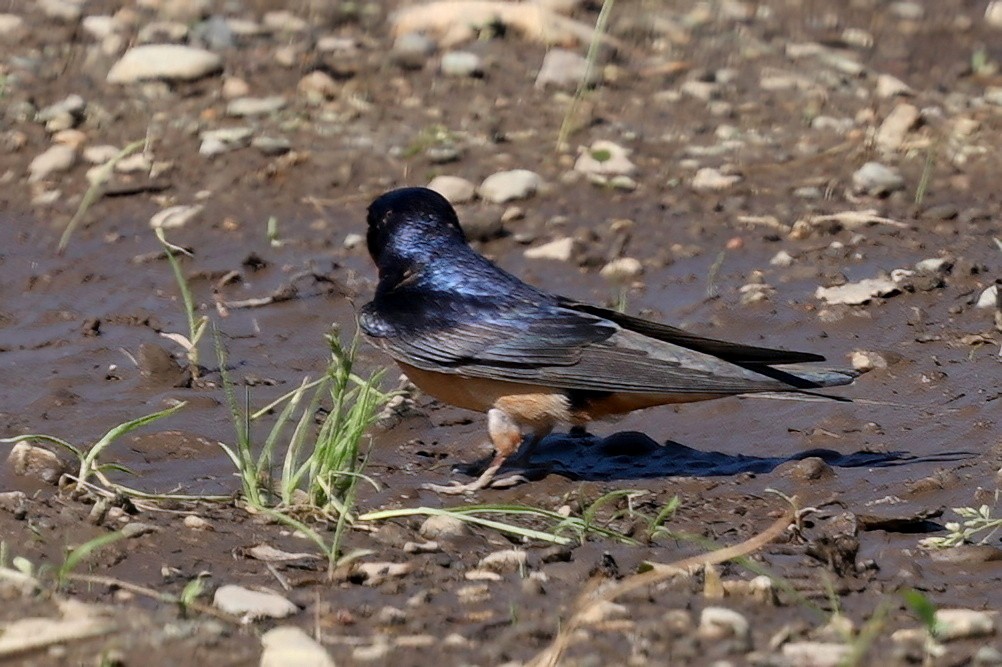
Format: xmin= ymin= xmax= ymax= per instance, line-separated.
xmin=746 ymin=364 xmax=859 ymax=390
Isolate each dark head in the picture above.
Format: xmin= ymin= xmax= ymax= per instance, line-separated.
xmin=366 ymin=187 xmax=467 ymax=268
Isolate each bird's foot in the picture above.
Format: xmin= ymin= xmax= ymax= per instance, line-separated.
xmin=422 ymin=467 xmax=538 ymax=494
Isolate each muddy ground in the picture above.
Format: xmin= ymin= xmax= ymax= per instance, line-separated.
xmin=1 ymin=0 xmax=1002 ymax=665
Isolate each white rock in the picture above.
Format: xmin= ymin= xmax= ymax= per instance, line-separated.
xmin=988 ymin=1 xmax=1002 ymax=27
xmin=419 ymin=514 xmax=469 ymax=539
xmin=478 ymin=169 xmax=542 ymax=203
xmin=107 ymin=45 xmax=223 ymax=83
xmin=343 ymin=233 xmax=364 ymax=249
xmin=427 ymin=175 xmax=476 ymax=204
xmin=574 ymin=140 xmax=636 ymax=177
xmin=0 ymin=14 xmax=26 ymax=41
xmin=935 ymin=608 xmax=996 ymax=641
xmin=440 ymin=51 xmax=483 ymax=77
xmin=876 ymin=73 xmax=913 ymax=98
xmin=81 ymin=15 xmax=118 ymax=40
xmin=782 ymin=641 xmax=852 ymax=667
xmin=226 ymin=96 xmax=287 ymax=117
xmin=263 ymin=10 xmax=309 ymax=32
xmin=524 ymin=237 xmax=576 ymax=262
xmin=115 ymin=153 xmax=151 ymax=173
xmin=600 ymin=257 xmax=643 ymax=282
xmin=28 ymin=144 xmax=77 ymax=182
xmin=535 ymin=48 xmax=591 ymax=89
xmin=183 ymin=515 xmax=213 ymax=531
xmin=876 ymin=104 xmax=920 ymax=153
xmin=681 ymin=80 xmax=719 ymax=101
xmin=850 ymin=350 xmax=888 ymax=371
xmin=39 ymin=0 xmax=82 ymax=21
xmin=692 ymin=167 xmax=741 ymax=191
xmin=697 ymin=607 xmax=749 ymax=641
xmin=260 ymin=627 xmax=335 ymax=667
xmin=852 ymin=161 xmax=904 ymax=195
xmin=578 ymin=601 xmax=629 ymax=626
xmin=150 ymin=204 xmax=203 ymax=229
xmin=7 ymin=442 xmax=68 ymax=484
xmin=478 ymin=549 xmax=527 ymax=573
xmin=976 ymin=285 xmax=999 ymax=309
xmin=83 ymin=145 xmax=120 ymax=164
xmin=770 ymin=250 xmax=794 ymax=267
xmin=137 ymin=21 xmax=190 ymax=43
xmin=297 ymin=71 xmax=337 ymax=100
xmin=213 ymin=585 xmax=298 ymax=620
xmin=815 ymin=278 xmax=900 ymax=305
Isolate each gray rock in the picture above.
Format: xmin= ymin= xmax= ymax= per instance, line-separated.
xmin=213 ymin=585 xmax=298 ymax=619
xmin=261 ymin=627 xmax=335 ymax=667
xmin=935 ymin=608 xmax=995 ymax=640
xmin=252 ymin=136 xmax=291 ymax=156
xmin=692 ymin=167 xmax=741 ymax=191
xmin=199 ymin=127 xmax=253 ymax=156
xmin=36 ymin=95 xmax=86 ymax=132
xmin=427 ymin=175 xmax=476 ymax=204
xmin=478 ymin=169 xmax=542 ymax=203
xmin=441 ymin=51 xmax=483 ymax=77
xmin=392 ymin=32 xmax=436 ymax=70
xmin=28 ymin=144 xmax=77 ymax=182
xmin=226 ymin=96 xmax=287 ymax=117
xmin=535 ymin=48 xmax=593 ymax=89
xmin=7 ymin=442 xmax=68 ymax=484
xmin=107 ymin=45 xmax=223 ymax=83
xmin=852 ymin=161 xmax=904 ymax=195
xmin=192 ymin=15 xmax=234 ymax=50
xmin=876 ymin=104 xmax=920 ymax=153
xmin=524 ymin=237 xmax=576 ymax=262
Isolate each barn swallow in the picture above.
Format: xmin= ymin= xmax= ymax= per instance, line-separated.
xmin=360 ymin=187 xmax=856 ymax=494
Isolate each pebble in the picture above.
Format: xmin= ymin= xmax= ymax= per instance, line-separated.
xmin=260 ymin=626 xmax=335 ymax=667
xmin=934 ymin=608 xmax=996 ymax=641
xmin=852 ymin=161 xmax=905 ymax=196
xmin=524 ymin=237 xmax=576 ymax=262
xmin=697 ymin=607 xmax=750 ymax=642
xmin=137 ymin=21 xmax=190 ymax=44
xmin=692 ymin=167 xmax=742 ymax=191
xmin=263 ymin=10 xmax=309 ymax=33
xmin=107 ymin=45 xmax=223 ymax=83
xmin=478 ymin=549 xmax=527 ymax=573
xmin=535 ymin=48 xmax=592 ymax=89
xmin=815 ymin=278 xmax=900 ymax=305
xmin=770 ymin=250 xmax=794 ymax=267
xmin=392 ymin=32 xmax=436 ymax=69
xmin=578 ymin=601 xmax=629 ymax=626
xmin=6 ymin=443 xmax=67 ymax=484
xmin=975 ymin=285 xmax=998 ymax=309
xmin=120 ymin=521 xmax=159 ymax=538
xmin=36 ymin=95 xmax=86 ymax=132
xmin=600 ymin=257 xmax=643 ymax=282
xmin=343 ymin=233 xmax=364 ymax=249
xmin=427 ymin=175 xmax=476 ymax=204
xmin=192 ymin=15 xmax=234 ymax=50
xmin=876 ymin=103 xmax=920 ymax=153
xmin=876 ymin=73 xmax=913 ymax=98
xmin=441 ymin=51 xmax=483 ymax=77
xmin=213 ymin=585 xmax=298 ymax=620
xmin=39 ymin=0 xmax=82 ymax=21
xmin=419 ymin=514 xmax=469 ymax=539
xmin=28 ymin=144 xmax=77 ymax=182
xmin=150 ymin=204 xmax=203 ymax=230
xmin=461 ymin=210 xmax=504 ymax=241
xmin=0 ymin=490 xmax=27 ymax=515
xmin=574 ymin=140 xmax=636 ymax=177
xmin=850 ymin=350 xmax=888 ymax=371
xmin=183 ymin=515 xmax=213 ymax=531
xmin=988 ymin=1 xmax=1002 ymax=27
xmin=298 ymin=71 xmax=338 ymax=101
xmin=478 ymin=169 xmax=542 ymax=203
xmin=0 ymin=14 xmax=26 ymax=41
xmin=781 ymin=641 xmax=852 ymax=667
xmin=226 ymin=96 xmax=287 ymax=117
xmin=199 ymin=127 xmax=253 ymax=156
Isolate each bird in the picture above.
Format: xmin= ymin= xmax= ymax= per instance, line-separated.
xmin=359 ymin=187 xmax=857 ymax=494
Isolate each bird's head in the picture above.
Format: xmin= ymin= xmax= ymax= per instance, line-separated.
xmin=366 ymin=187 xmax=467 ymax=269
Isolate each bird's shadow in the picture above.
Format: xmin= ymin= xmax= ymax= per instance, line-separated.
xmin=464 ymin=430 xmax=972 ymax=482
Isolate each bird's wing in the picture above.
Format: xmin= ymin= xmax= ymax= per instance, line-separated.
xmin=559 ymin=298 xmax=825 ymax=364
xmin=362 ymin=299 xmax=834 ymax=395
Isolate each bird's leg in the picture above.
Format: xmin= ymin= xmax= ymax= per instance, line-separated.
xmin=424 ymin=408 xmax=524 ymax=494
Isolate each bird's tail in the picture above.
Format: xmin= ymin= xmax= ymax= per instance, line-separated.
xmin=745 ymin=364 xmax=860 ymax=390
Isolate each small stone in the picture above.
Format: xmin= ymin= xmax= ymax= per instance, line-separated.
xmin=36 ymin=95 xmax=86 ymax=132
xmin=524 ymin=237 xmax=576 ymax=262
xmin=120 ymin=522 xmax=159 ymax=538
xmin=297 ymin=71 xmax=338 ymax=101
xmin=263 ymin=10 xmax=309 ymax=33
xmin=815 ymin=278 xmax=899 ymax=305
xmin=441 ymin=51 xmax=483 ymax=77
xmin=427 ymin=175 xmax=476 ymax=204
xmin=782 ymin=641 xmax=852 ymax=667
xmin=39 ymin=0 xmax=82 ymax=21
xmin=7 ymin=443 xmax=67 ymax=484
xmin=150 ymin=204 xmax=203 ymax=229
xmin=107 ymin=45 xmax=223 ymax=83
xmin=419 ymin=514 xmax=469 ymax=539
xmin=392 ymin=32 xmax=436 ymax=70
xmin=975 ymin=285 xmax=998 ymax=309
xmin=193 ymin=15 xmax=234 ymax=50
xmin=574 ymin=140 xmax=636 ymax=177
xmin=478 ymin=549 xmax=527 ymax=573
xmin=0 ymin=14 xmax=26 ymax=42
xmin=213 ymin=585 xmax=298 ymax=619
xmin=770 ymin=250 xmax=794 ymax=267
xmin=934 ymin=608 xmax=995 ymax=641
xmin=221 ymin=77 xmax=250 ymax=99
xmin=260 ymin=627 xmax=335 ymax=667
xmin=681 ymin=79 xmax=719 ymax=101
xmin=137 ymin=21 xmax=190 ymax=44
xmin=600 ymin=257 xmax=643 ymax=282
xmin=692 ymin=167 xmax=741 ymax=191
xmin=0 ymin=491 xmax=27 ymax=515
xmin=975 ymin=646 xmax=1002 ymax=666
xmin=252 ymin=136 xmax=292 ymax=156
xmin=478 ymin=169 xmax=542 ymax=203
xmin=578 ymin=601 xmax=629 ymax=626
xmin=697 ymin=607 xmax=750 ymax=643
xmin=850 ymin=350 xmax=888 ymax=371
xmin=783 ymin=457 xmax=835 ymax=481
xmin=226 ymin=96 xmax=286 ymax=117
xmin=461 ymin=211 xmax=503 ymax=241
xmin=535 ymin=48 xmax=592 ymax=89
xmin=876 ymin=73 xmax=913 ymax=98
xmin=852 ymin=162 xmax=905 ymax=196
xmin=28 ymin=144 xmax=77 ymax=182
xmin=876 ymin=104 xmax=920 ymax=153
xmin=183 ymin=515 xmax=213 ymax=531
xmin=115 ymin=153 xmax=151 ymax=173
xmin=343 ymin=233 xmax=364 ymax=249
xmin=988 ymin=1 xmax=1002 ymax=27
